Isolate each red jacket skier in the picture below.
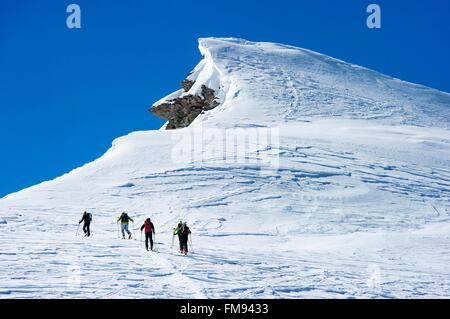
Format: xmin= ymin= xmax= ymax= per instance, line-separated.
xmin=140 ymin=218 xmax=155 ymax=251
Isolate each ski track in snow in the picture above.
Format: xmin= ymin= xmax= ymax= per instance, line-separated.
xmin=1 ymin=38 xmax=450 ymax=298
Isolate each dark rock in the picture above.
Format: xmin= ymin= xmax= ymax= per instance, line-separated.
xmin=201 ymin=85 xmax=220 ymax=110
xmin=149 ymin=79 xmax=220 ymax=129
xmin=181 ymin=78 xmax=195 ymax=92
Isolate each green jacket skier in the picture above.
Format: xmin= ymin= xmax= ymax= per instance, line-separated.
xmin=174 ymin=221 xmax=191 ymax=255
xmin=173 ymin=221 xmax=183 ymax=252
xmin=117 ymin=212 xmax=134 ymax=239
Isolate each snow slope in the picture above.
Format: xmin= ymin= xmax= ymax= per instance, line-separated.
xmin=1 ymin=38 xmax=449 ymax=298
xmin=191 ymin=38 xmax=450 ymax=129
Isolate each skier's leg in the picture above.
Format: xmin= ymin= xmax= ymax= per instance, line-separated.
xmin=180 ymin=236 xmax=184 ymax=254
xmin=87 ymin=223 xmax=91 ymax=237
xmin=121 ymin=224 xmax=126 ymax=238
xmin=144 ymin=233 xmax=149 ymax=250
xmin=125 ymin=224 xmax=131 ymax=238
xmin=149 ymin=233 xmax=154 ymax=250
xmin=182 ymin=237 xmax=188 ymax=254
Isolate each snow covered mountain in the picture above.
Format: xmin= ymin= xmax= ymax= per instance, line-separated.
xmin=1 ymin=38 xmax=449 ymax=298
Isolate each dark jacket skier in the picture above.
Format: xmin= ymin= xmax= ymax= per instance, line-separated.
xmin=79 ymin=211 xmax=92 ymax=237
xmin=140 ymin=218 xmax=155 ymax=251
xmin=179 ymin=222 xmax=191 ymax=255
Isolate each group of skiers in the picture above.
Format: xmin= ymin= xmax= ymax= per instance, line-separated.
xmin=78 ymin=211 xmax=192 ymax=255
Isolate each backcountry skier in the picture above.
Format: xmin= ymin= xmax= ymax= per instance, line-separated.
xmin=117 ymin=212 xmax=134 ymax=239
xmin=79 ymin=211 xmax=92 ymax=237
xmin=173 ymin=220 xmax=183 ymax=253
xmin=178 ymin=222 xmax=191 ymax=255
xmin=140 ymin=218 xmax=155 ymax=251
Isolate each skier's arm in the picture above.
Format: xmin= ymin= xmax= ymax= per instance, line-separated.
xmin=151 ymin=223 xmax=155 ymax=233
xmin=129 ymin=217 xmax=134 ymax=223
xmin=140 ymin=224 xmax=144 ymax=231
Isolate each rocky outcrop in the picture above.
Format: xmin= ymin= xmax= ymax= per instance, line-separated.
xmin=149 ymin=78 xmax=219 ymax=130
xmin=200 ymin=86 xmax=219 ymax=111
xmin=181 ymin=78 xmax=195 ymax=92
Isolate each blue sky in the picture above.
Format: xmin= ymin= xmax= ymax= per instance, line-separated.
xmin=0 ymin=0 xmax=449 ymax=197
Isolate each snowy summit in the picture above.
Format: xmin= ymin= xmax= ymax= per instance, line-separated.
xmin=0 ymin=38 xmax=449 ymax=298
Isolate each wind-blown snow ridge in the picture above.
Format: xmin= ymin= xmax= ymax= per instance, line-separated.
xmin=1 ymin=38 xmax=450 ymax=299
xmin=158 ymin=37 xmax=450 ymax=129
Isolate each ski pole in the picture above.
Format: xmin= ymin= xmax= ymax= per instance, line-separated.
xmin=189 ymin=235 xmax=194 ymax=254
xmin=133 ymin=222 xmax=136 ymax=240
xmin=153 ymin=232 xmax=156 ymax=250
xmin=76 ymin=224 xmax=80 ymax=236
xmin=117 ymin=222 xmax=119 ymax=238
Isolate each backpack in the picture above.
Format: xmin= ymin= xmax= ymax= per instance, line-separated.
xmin=87 ymin=213 xmax=92 ymax=222
xmin=122 ymin=214 xmax=129 ymax=222
xmin=173 ymin=223 xmax=182 ymax=235
xmin=144 ymin=220 xmax=153 ymax=233
xmin=181 ymin=225 xmax=190 ymax=236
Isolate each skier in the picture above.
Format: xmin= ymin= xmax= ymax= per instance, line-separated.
xmin=179 ymin=222 xmax=191 ymax=255
xmin=79 ymin=211 xmax=92 ymax=237
xmin=173 ymin=220 xmax=183 ymax=253
xmin=117 ymin=212 xmax=134 ymax=239
xmin=140 ymin=218 xmax=155 ymax=251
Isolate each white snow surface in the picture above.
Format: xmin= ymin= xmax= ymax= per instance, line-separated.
xmin=1 ymin=38 xmax=450 ymax=298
